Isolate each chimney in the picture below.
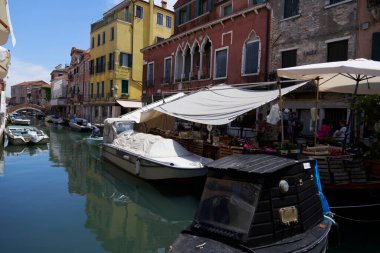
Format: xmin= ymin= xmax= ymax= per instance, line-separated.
xmin=161 ymin=0 xmax=167 ymax=9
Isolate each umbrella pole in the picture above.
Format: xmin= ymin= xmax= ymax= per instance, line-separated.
xmin=278 ymin=80 xmax=284 ymax=147
xmin=314 ymin=78 xmax=320 ymax=146
xmin=344 ymin=78 xmax=360 ymax=149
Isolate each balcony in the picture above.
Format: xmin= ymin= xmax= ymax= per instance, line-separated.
xmin=91 ymin=16 xmax=131 ymax=32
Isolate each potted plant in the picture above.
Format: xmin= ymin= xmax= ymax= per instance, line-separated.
xmin=354 ymin=95 xmax=380 ymax=177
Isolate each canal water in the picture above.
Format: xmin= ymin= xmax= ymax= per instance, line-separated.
xmin=0 ymin=122 xmax=379 ymax=253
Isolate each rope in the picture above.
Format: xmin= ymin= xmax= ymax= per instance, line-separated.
xmin=330 ymin=203 xmax=380 ymax=209
xmin=333 ymin=213 xmax=380 ymax=223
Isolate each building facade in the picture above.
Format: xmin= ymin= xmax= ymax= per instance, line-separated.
xmin=142 ymin=0 xmax=271 ymax=99
xmin=67 ymin=47 xmax=91 ymax=119
xmin=88 ymin=0 xmax=174 ymax=124
xmin=50 ymin=66 xmax=69 ymax=117
xmin=357 ymin=0 xmax=380 ymax=60
xmin=271 ymin=0 xmax=362 ymax=134
xmin=10 ymin=80 xmax=50 ymax=106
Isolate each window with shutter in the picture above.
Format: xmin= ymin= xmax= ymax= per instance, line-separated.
xmin=327 ymin=40 xmax=348 ymax=62
xmin=282 ymin=49 xmax=297 ymax=68
xmin=215 ymin=48 xmax=228 ymax=79
xmin=284 ymin=0 xmax=299 ymax=19
xmin=372 ymin=32 xmax=380 ymax=61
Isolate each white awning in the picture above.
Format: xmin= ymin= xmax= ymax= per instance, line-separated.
xmin=116 ymin=100 xmax=143 ymax=108
xmin=105 ymin=92 xmax=186 ymax=124
xmin=0 ymin=46 xmax=10 ymax=79
xmin=154 ymin=83 xmax=308 ymax=125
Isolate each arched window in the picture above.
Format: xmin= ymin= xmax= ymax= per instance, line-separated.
xmin=183 ymin=44 xmax=191 ymax=80
xmin=200 ymin=37 xmax=212 ymax=79
xmin=192 ymin=41 xmax=201 ymax=80
xmin=175 ymin=46 xmax=184 ymax=82
xmin=242 ymin=31 xmax=261 ymax=76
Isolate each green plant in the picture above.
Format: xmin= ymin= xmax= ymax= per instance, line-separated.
xmin=354 ymin=94 xmax=380 ymax=126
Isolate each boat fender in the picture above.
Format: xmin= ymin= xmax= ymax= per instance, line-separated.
xmin=325 ymin=214 xmax=340 ymax=248
xmin=135 ymin=159 xmax=141 ymax=176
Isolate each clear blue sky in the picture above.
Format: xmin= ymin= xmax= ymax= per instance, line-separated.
xmin=4 ymin=0 xmax=175 ymax=96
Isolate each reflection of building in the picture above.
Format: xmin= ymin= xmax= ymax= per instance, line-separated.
xmin=10 ymin=80 xmax=50 ymax=106
xmin=50 ymin=66 xmax=69 ymax=117
xmin=88 ymin=0 xmax=174 ymax=124
xmin=48 ymin=126 xmax=196 ymax=253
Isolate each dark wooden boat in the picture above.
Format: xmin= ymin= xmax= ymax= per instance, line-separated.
xmin=170 ymin=154 xmax=333 ymax=253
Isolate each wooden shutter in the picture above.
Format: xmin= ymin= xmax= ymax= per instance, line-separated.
xmin=372 ymin=32 xmax=380 ymax=61
xmin=207 ymin=0 xmax=213 ymax=12
xmin=186 ymin=5 xmax=191 ymax=21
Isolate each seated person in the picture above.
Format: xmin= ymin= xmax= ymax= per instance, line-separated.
xmin=91 ymin=127 xmax=100 ymax=138
xmin=332 ymin=120 xmax=348 ymax=141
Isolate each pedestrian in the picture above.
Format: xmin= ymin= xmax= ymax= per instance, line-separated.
xmin=316 ymin=118 xmax=331 ymax=142
xmin=256 ymin=112 xmax=266 ymax=147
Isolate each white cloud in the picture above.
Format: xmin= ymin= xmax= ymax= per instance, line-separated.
xmin=5 ymin=57 xmax=51 ymax=97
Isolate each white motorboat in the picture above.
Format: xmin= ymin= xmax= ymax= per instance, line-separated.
xmin=69 ymin=118 xmax=93 ymax=132
xmin=101 ymin=120 xmax=212 ymax=180
xmin=10 ymin=117 xmax=30 ymax=125
xmin=5 ymin=125 xmax=49 ymax=145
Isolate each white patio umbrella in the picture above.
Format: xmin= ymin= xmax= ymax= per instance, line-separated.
xmin=0 ymin=0 xmax=16 ymax=46
xmin=277 ymin=58 xmax=380 ymax=145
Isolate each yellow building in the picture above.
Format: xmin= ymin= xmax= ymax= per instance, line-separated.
xmin=88 ymin=0 xmax=174 ymax=123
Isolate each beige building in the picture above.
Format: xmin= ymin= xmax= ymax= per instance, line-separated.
xmin=10 ymin=80 xmax=51 ymax=106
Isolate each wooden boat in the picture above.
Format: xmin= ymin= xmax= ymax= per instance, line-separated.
xmin=170 ymin=154 xmax=334 ymax=253
xmin=69 ymin=118 xmax=93 ymax=132
xmin=5 ymin=125 xmax=49 ymax=145
xmin=101 ymin=120 xmax=213 ymax=180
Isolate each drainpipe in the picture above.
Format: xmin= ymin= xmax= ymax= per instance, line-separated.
xmin=149 ymin=0 xmax=154 ymax=45
xmin=265 ymin=3 xmax=272 ymax=81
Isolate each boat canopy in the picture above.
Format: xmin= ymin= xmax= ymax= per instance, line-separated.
xmin=112 ymin=131 xmax=192 ymax=158
xmin=154 ymin=83 xmax=307 ymax=125
xmin=0 ymin=0 xmax=16 ymax=46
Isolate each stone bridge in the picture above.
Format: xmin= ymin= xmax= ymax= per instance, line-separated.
xmin=7 ymin=103 xmax=49 ymax=115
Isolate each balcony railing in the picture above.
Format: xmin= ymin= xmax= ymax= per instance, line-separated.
xmin=91 ymin=16 xmax=131 ymax=32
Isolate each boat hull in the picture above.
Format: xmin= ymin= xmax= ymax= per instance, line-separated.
xmin=85 ymin=137 xmax=103 ymax=146
xmin=5 ymin=126 xmax=50 ymax=146
xmin=170 ymin=218 xmax=332 ymax=253
xmin=101 ymin=144 xmax=208 ymax=180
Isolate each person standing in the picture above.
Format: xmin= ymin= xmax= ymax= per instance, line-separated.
xmin=316 ymin=118 xmax=331 ymax=142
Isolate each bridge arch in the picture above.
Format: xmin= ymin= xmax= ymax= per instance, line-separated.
xmin=7 ymin=104 xmax=48 ymax=115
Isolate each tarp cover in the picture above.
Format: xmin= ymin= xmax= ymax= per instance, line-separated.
xmin=112 ymin=131 xmax=192 ymax=158
xmin=277 ymin=59 xmax=380 ymax=95
xmin=154 ymin=83 xmax=307 ymax=125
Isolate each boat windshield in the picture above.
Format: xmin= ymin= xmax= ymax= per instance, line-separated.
xmin=195 ymin=177 xmax=261 ymax=240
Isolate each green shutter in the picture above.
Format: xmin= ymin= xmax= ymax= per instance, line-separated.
xmin=175 ymin=10 xmax=180 ymax=25
xmin=372 ymin=32 xmax=380 ymax=61
xmin=122 ymin=80 xmax=129 ymax=94
xmin=196 ymin=0 xmax=201 ymax=16
xmin=186 ymin=5 xmax=190 ymax=21
xmin=207 ymin=0 xmax=213 ymax=12
xmin=128 ymin=54 xmax=133 ymax=67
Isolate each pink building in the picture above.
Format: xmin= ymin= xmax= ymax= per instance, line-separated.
xmin=10 ymin=80 xmax=50 ymax=106
xmin=142 ymin=0 xmax=271 ymax=103
xmin=357 ymin=0 xmax=380 ymax=60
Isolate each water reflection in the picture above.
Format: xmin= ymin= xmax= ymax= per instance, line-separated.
xmin=47 ymin=125 xmax=200 ymax=253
